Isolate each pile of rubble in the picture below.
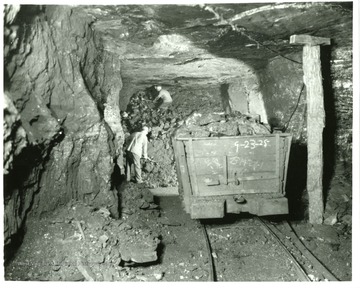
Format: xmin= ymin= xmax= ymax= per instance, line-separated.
xmin=121 ymin=90 xmax=182 ymax=188
xmin=122 ymin=90 xmax=272 ymax=188
xmin=174 ymin=111 xmax=271 ymax=138
xmin=5 ymin=184 xmax=162 ymax=281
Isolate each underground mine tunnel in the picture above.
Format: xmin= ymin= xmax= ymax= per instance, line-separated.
xmin=3 ymin=3 xmax=353 ymax=282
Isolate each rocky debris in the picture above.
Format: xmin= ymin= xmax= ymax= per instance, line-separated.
xmin=323 ymin=213 xmax=338 ymax=226
xmin=5 ymin=185 xmax=351 ymax=282
xmin=120 ymin=182 xmax=159 ymax=217
xmin=175 ymin=111 xmax=271 ymax=138
xmin=5 ymin=195 xmax=162 ymax=281
xmin=341 ymin=215 xmax=351 ymax=226
xmin=121 ymin=90 xmax=181 ymax=188
xmin=122 ymin=88 xmax=271 ymax=188
xmin=154 ymin=272 xmax=164 ymax=281
xmin=77 ymin=255 xmax=97 ymax=281
xmin=120 ymin=243 xmax=158 ymax=263
xmin=322 ymin=164 xmax=352 ymax=228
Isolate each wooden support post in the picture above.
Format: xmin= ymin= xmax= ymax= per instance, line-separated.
xmin=290 ymin=34 xmax=330 ymax=224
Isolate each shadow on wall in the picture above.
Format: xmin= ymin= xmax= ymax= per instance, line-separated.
xmin=110 ymin=162 xmax=125 ymax=190
xmin=321 ymin=45 xmax=337 ymax=202
xmin=3 ymin=144 xmax=46 ymax=263
xmin=286 ymin=143 xmax=308 ymax=220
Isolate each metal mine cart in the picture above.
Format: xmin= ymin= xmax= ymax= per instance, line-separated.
xmin=172 ymin=134 xmax=292 ymax=219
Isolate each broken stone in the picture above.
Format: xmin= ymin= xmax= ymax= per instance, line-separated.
xmin=154 ymin=272 xmax=164 ymax=281
xmin=140 ymin=201 xmax=150 ymax=209
xmin=76 ymin=256 xmax=97 ymax=281
xmin=120 ymin=245 xmax=158 ymax=264
xmin=52 ymin=265 xmax=61 ymax=271
xmin=341 ymin=215 xmax=352 ymax=225
xmin=93 ymin=254 xmax=105 ymax=264
xmin=99 ymin=234 xmax=109 ymax=248
xmin=185 ymin=112 xmax=202 ymax=126
xmin=238 ymin=124 xmax=254 ymax=135
xmin=324 ymin=213 xmax=338 ymax=226
xmin=197 ymin=113 xmax=223 ymax=126
xmin=65 ymin=272 xmax=85 ymax=281
xmin=98 ymin=207 xmax=111 ymax=218
xmin=53 ymin=254 xmax=65 ymax=267
xmin=119 ymin=222 xmax=132 ymax=231
xmin=103 ymin=268 xmax=115 ymax=281
xmin=136 ymin=275 xmax=148 ymax=281
xmin=128 ymin=273 xmax=136 ymax=279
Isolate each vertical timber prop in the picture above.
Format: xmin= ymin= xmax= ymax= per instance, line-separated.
xmin=290 ymin=34 xmax=331 ymax=224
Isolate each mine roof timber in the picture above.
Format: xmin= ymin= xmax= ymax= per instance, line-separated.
xmin=290 ymin=35 xmax=331 ymax=46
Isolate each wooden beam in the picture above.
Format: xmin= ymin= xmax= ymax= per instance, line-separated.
xmin=290 ymin=34 xmax=331 ymax=46
xmin=290 ymin=34 xmax=329 ymax=224
xmin=303 ymin=45 xmax=325 ymax=224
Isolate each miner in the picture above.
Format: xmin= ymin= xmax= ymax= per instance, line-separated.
xmin=125 ymin=126 xmax=149 ymax=183
xmin=153 ymin=85 xmax=173 ymax=110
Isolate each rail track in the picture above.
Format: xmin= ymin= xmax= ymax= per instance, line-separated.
xmin=200 ymin=217 xmax=339 ymax=282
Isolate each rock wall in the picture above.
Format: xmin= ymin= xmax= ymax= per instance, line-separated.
xmin=258 ymin=47 xmax=353 ymax=175
xmin=258 ymin=53 xmax=305 ymax=141
xmin=329 ymin=46 xmax=352 ymax=173
xmin=228 ymin=77 xmax=268 ymax=124
xmin=3 ymin=5 xmax=124 ymax=247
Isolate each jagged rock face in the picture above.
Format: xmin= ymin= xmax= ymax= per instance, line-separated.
xmin=3 ymin=92 xmax=27 ymax=175
xmin=4 ymin=5 xmax=124 ymax=246
xmin=77 ymin=3 xmax=352 ymax=87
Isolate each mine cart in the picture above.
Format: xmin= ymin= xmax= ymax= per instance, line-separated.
xmin=173 ymin=134 xmax=292 ymax=219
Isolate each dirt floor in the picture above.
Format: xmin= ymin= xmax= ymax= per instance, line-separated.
xmin=4 ymin=160 xmax=352 ymax=282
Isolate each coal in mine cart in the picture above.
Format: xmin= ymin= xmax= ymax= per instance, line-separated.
xmin=172 ymin=133 xmax=292 ymax=219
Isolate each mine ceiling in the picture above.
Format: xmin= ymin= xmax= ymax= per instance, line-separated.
xmin=74 ymin=2 xmax=352 ymax=88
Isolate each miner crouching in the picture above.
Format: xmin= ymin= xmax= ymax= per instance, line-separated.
xmin=153 ymin=85 xmax=172 ymax=110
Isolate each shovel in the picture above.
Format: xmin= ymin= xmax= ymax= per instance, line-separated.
xmin=145 ymin=158 xmax=157 ymax=165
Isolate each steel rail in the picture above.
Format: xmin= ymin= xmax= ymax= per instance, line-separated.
xmin=280 ymin=220 xmax=339 ymax=281
xmin=199 ymin=221 xmax=216 ymax=282
xmin=202 ymin=217 xmax=338 ymax=282
xmin=256 ymin=217 xmax=312 ymax=281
